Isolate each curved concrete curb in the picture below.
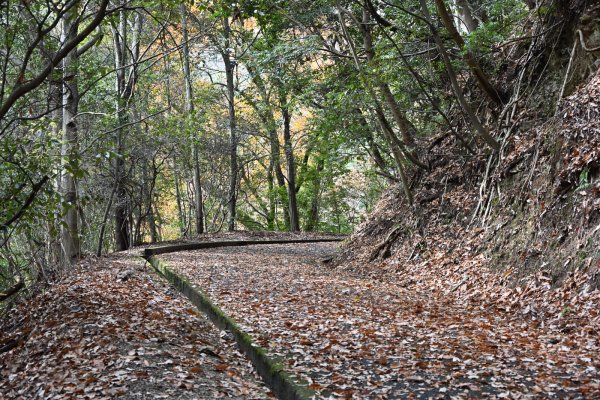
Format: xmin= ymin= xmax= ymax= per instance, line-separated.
xmin=143 ymin=237 xmax=344 ymax=258
xmin=145 ymin=256 xmax=316 ymax=400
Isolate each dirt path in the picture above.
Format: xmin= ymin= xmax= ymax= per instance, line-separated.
xmin=0 ymin=254 xmax=271 ymax=399
xmin=161 ymin=243 xmax=600 ymax=399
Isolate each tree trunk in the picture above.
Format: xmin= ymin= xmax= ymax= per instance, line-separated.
xmin=266 ymin=125 xmax=291 ymax=230
xmin=282 ymin=103 xmax=300 ymax=232
xmin=305 ymin=158 xmax=324 ymax=232
xmin=434 ymin=0 xmax=504 ymax=105
xmin=360 ymin=9 xmax=423 ymax=165
xmin=114 ymin=118 xmax=130 ymax=250
xmin=49 ymin=67 xmax=63 ymax=266
xmin=222 ymin=17 xmax=238 ymax=232
xmin=192 ymin=147 xmax=205 ymax=234
xmin=354 ymin=108 xmax=396 ymax=181
xmin=146 ymin=152 xmax=159 ymax=244
xmin=420 ymin=0 xmax=500 ymax=151
xmin=111 ymin=8 xmax=143 ymax=250
xmin=173 ymin=162 xmax=186 ymax=235
xmin=148 ymin=204 xmax=158 ymax=243
xmin=336 ymin=3 xmax=414 ymax=205
xmin=266 ymin=163 xmax=276 ymax=230
xmin=96 ymin=178 xmax=117 ymax=256
xmin=136 ymin=152 xmax=158 ymax=244
xmin=454 ymin=0 xmax=479 ymax=32
xmin=181 ymin=5 xmax=204 ymax=235
xmin=60 ymin=7 xmax=81 ymax=264
xmin=112 ymin=9 xmax=130 ymax=251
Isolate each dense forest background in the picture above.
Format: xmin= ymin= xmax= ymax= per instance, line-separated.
xmin=1 ymin=0 xmax=599 ymax=299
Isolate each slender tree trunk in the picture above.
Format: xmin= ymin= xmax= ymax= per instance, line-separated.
xmin=113 ymin=116 xmax=129 ymax=250
xmin=112 ymin=8 xmax=129 ymax=251
xmin=270 ymin=127 xmax=290 ymax=230
xmin=128 ymin=12 xmax=142 ymax=246
xmin=192 ymin=147 xmax=204 ymax=234
xmin=266 ymin=108 xmax=289 ymax=229
xmin=173 ymin=162 xmax=186 ymax=235
xmin=137 ymin=155 xmax=158 ymax=244
xmin=354 ymin=108 xmax=395 ymax=180
xmin=455 ymin=0 xmax=479 ymax=32
xmin=244 ymin=65 xmax=290 ymax=229
xmin=181 ymin=5 xmax=204 ymax=235
xmin=146 ymin=155 xmax=159 ymax=243
xmin=186 ymin=182 xmax=194 ymax=234
xmin=336 ymin=2 xmax=414 ymax=205
xmin=97 ymin=176 xmax=117 ymax=256
xmin=360 ymin=8 xmax=426 ymax=169
xmin=378 ymin=82 xmax=417 ymax=148
xmin=222 ymin=17 xmax=238 ymax=232
xmin=305 ymin=158 xmax=324 ymax=232
xmin=148 ymin=204 xmax=158 ymax=243
xmin=133 ymin=203 xmax=143 ymax=245
xmin=434 ymin=0 xmax=504 ymax=104
xmin=60 ymin=9 xmax=81 ymax=264
xmin=111 ymin=8 xmax=143 ymax=250
xmin=49 ymin=70 xmax=63 ymax=266
xmin=281 ymin=103 xmax=300 ymax=232
xmin=139 ymin=160 xmax=150 ymax=243
xmin=266 ymin=161 xmax=275 ymax=230
xmin=275 ymin=164 xmax=290 ymax=230
xmin=153 ymin=205 xmax=163 ymax=241
xmin=419 ymin=0 xmax=500 ymax=151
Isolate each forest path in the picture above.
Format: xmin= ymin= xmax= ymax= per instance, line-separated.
xmin=0 ymin=254 xmax=272 ymax=399
xmin=160 ymin=242 xmax=599 ymax=399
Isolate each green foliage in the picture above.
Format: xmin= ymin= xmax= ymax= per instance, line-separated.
xmin=576 ymin=168 xmax=591 ymax=191
xmin=0 ymin=119 xmax=60 ymax=228
xmin=465 ymin=0 xmax=529 ymax=54
xmin=0 ymin=0 xmax=539 ymax=292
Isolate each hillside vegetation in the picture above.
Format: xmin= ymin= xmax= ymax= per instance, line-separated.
xmin=344 ymin=1 xmax=599 ymax=265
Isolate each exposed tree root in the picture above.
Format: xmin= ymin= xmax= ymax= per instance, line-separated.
xmin=0 ymin=278 xmax=24 ymax=302
xmin=369 ymin=225 xmax=404 ymax=261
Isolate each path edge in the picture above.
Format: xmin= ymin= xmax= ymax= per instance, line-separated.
xmin=144 ymin=255 xmax=316 ymax=400
xmin=143 ymin=238 xmax=344 ymax=257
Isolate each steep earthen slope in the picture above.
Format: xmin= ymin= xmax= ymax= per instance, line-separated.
xmin=338 ymin=65 xmax=599 ymax=344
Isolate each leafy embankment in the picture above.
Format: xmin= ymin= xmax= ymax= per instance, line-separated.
xmin=0 ymin=255 xmax=271 ymax=399
xmin=337 ymin=61 xmax=600 ymax=384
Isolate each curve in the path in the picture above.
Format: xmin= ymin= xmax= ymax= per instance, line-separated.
xmin=143 ymin=237 xmax=344 ymax=258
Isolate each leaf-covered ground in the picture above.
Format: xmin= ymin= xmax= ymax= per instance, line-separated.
xmin=0 ymin=254 xmax=271 ymax=399
xmin=163 ymin=242 xmax=600 ymax=399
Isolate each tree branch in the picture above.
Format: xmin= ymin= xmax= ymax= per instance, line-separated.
xmin=1 ymin=175 xmax=50 ymax=230
xmin=0 ymin=279 xmax=24 ymax=302
xmin=76 ymin=31 xmax=105 ymax=58
xmin=0 ymin=0 xmax=110 ymax=128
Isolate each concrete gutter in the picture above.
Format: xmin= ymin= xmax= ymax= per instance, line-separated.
xmin=144 ymin=255 xmax=317 ymax=400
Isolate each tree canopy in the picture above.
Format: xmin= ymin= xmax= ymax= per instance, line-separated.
xmin=0 ymin=0 xmax=584 ymax=295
